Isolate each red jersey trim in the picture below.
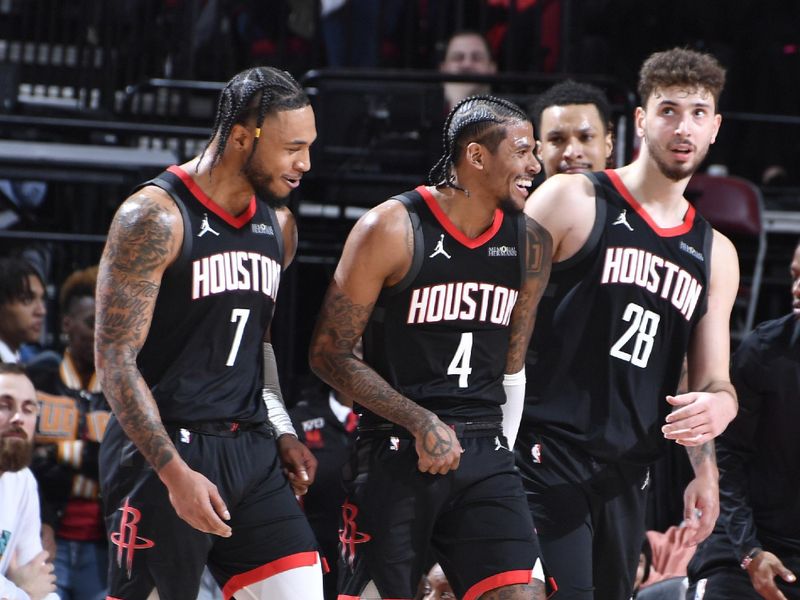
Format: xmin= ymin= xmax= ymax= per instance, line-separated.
xmin=166 ymin=165 xmax=256 ymax=229
xmin=416 ymin=185 xmax=504 ymax=249
xmin=337 ymin=596 xmax=410 ymax=600
xmin=463 ymin=569 xmax=533 ymax=600
xmin=222 ymin=550 xmax=319 ymax=599
xmin=605 ymin=169 xmax=695 ymax=238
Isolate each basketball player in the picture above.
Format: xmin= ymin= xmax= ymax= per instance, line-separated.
xmin=309 ymin=95 xmax=552 ymax=600
xmin=95 ymin=67 xmax=324 ymax=599
xmin=517 ymin=48 xmax=740 ymax=599
xmin=530 ymin=79 xmax=614 ymax=178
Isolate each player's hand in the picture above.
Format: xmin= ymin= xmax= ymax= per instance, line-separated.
xmin=681 ymin=475 xmax=719 ymax=546
xmin=277 ymin=434 xmax=318 ymax=496
xmin=746 ymin=551 xmax=796 ymax=600
xmin=159 ymin=459 xmax=232 ymax=537
xmin=663 ymin=391 xmax=736 ymax=446
xmin=6 ymin=550 xmax=56 ymax=600
xmin=413 ymin=417 xmax=463 ymax=475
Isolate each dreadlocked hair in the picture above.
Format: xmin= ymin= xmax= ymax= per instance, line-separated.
xmin=427 ymin=95 xmax=528 ymax=189
xmin=200 ymin=66 xmax=310 ymax=170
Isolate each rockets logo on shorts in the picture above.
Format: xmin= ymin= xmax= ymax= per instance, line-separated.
xmin=339 ymin=501 xmax=372 ymax=567
xmin=109 ymin=497 xmax=155 ymax=578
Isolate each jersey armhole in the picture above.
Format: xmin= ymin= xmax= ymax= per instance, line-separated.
xmin=140 ymin=173 xmax=193 ymax=271
xmin=553 ymin=172 xmax=607 ymax=272
xmin=697 ymin=217 xmax=715 ymax=322
xmin=380 ymin=191 xmax=424 ymax=298
xmin=266 ymin=206 xmax=285 ymax=266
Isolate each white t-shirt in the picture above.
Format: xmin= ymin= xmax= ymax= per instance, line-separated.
xmin=0 ymin=468 xmax=59 ymax=600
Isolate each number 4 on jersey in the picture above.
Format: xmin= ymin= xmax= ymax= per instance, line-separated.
xmin=448 ymin=332 xmax=473 ymax=388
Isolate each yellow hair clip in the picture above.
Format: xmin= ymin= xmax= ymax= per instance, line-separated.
xmin=254 ymin=127 xmax=261 ymax=139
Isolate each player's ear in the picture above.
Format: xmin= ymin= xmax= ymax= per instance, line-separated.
xmin=230 ymin=122 xmax=254 ymax=152
xmin=465 ymin=141 xmax=484 ymax=170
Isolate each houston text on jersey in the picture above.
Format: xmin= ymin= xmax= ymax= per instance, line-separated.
xmin=600 ymin=246 xmax=702 ymax=320
xmin=192 ymin=250 xmax=281 ymax=300
xmin=406 ymin=282 xmax=518 ymax=325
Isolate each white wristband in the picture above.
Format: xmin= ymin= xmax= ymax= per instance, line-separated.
xmin=262 ymin=342 xmax=297 ymax=438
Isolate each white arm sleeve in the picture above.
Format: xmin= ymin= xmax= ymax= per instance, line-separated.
xmin=262 ymin=342 xmax=297 ymax=438
xmin=501 ymin=367 xmax=526 ymax=449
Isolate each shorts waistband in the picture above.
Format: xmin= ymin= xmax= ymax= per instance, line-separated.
xmin=165 ymin=421 xmax=274 ymax=438
xmin=359 ymin=421 xmax=502 ymax=439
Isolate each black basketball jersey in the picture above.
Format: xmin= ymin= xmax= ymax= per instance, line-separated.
xmin=136 ymin=166 xmax=284 ymax=424
xmin=522 ymin=170 xmax=713 ymax=464
xmin=360 ymin=186 xmax=526 ymax=428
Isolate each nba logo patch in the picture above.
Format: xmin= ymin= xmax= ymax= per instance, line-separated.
xmin=531 ymin=443 xmax=542 ymax=464
xmin=180 ymin=429 xmax=191 ymax=444
xmin=389 ymin=436 xmax=400 ymax=451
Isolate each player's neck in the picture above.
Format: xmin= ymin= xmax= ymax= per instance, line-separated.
xmin=431 ymin=186 xmax=497 ymax=240
xmin=617 ymin=157 xmax=690 ymax=206
xmin=615 ymin=159 xmax=692 ymax=227
xmin=180 ymin=157 xmax=254 ymax=217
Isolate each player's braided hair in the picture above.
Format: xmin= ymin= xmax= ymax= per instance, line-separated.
xmin=428 ymin=95 xmax=528 ymax=190
xmin=200 ymin=66 xmax=309 ymax=170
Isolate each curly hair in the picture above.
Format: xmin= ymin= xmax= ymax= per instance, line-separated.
xmin=59 ymin=265 xmax=98 ymax=315
xmin=200 ymin=66 xmax=309 ymax=171
xmin=427 ymin=95 xmax=529 ymax=189
xmin=638 ymin=48 xmax=726 ymax=109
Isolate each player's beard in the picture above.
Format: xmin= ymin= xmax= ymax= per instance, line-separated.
xmin=242 ymin=161 xmax=290 ymax=209
xmin=499 ymin=194 xmax=523 ymax=214
xmin=647 ymin=136 xmax=709 ymax=182
xmin=0 ymin=435 xmax=33 ymax=472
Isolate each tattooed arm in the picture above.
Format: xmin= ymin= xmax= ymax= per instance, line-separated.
xmin=663 ymin=229 xmax=739 ymax=446
xmin=501 ymin=215 xmax=553 ymax=447
xmin=309 ymin=199 xmax=463 ymax=475
xmin=95 ymin=187 xmax=231 ymax=537
xmin=505 ymin=215 xmax=553 ymax=374
xmin=664 ymin=232 xmax=739 ymax=546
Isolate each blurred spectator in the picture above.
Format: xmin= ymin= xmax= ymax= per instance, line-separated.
xmin=289 ymin=376 xmax=357 ymax=600
xmin=0 ymin=257 xmax=46 ymax=365
xmin=28 ymin=265 xmax=110 ymax=600
xmin=320 ymin=0 xmax=404 ymax=67
xmin=0 ymin=363 xmax=58 ymax=600
xmin=438 ymin=30 xmax=497 ymax=112
xmin=633 ymin=524 xmax=695 ymax=593
xmin=687 ymin=240 xmax=800 ymax=599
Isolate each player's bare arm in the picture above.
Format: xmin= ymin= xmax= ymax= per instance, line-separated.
xmin=668 ymin=230 xmax=739 ymax=546
xmin=96 ymin=187 xmax=232 ymax=537
xmin=96 ymin=188 xmax=181 ymax=472
xmin=505 ymin=215 xmax=553 ymax=373
xmin=265 ymin=206 xmax=319 ymax=494
xmin=501 ymin=214 xmax=553 ymax=447
xmin=664 ymin=229 xmax=739 ymax=446
xmin=525 ymin=173 xmax=596 ymax=263
xmin=309 ymin=200 xmax=463 ymax=474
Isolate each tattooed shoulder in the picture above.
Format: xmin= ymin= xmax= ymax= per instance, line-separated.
xmin=105 ymin=189 xmax=182 ymax=276
xmin=524 ymin=214 xmax=553 ymax=277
